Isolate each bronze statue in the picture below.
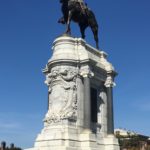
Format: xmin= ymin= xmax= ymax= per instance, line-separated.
xmin=58 ymin=0 xmax=99 ymax=49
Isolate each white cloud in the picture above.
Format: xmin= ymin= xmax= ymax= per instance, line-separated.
xmin=132 ymin=98 xmax=150 ymax=112
xmin=0 ymin=122 xmax=20 ymax=130
xmin=138 ymin=102 xmax=150 ymax=111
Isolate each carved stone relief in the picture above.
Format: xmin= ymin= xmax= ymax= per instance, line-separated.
xmin=44 ymin=66 xmax=78 ymax=124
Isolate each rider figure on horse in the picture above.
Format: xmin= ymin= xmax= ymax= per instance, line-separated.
xmin=58 ymin=0 xmax=99 ymax=49
xmin=68 ymin=0 xmax=88 ymax=15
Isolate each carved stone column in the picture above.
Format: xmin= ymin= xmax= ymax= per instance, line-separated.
xmin=80 ymin=67 xmax=94 ymax=130
xmin=83 ymin=76 xmax=91 ymax=129
xmin=99 ymin=86 xmax=108 ymax=136
xmin=105 ymin=74 xmax=116 ymax=135
xmin=76 ymin=74 xmax=84 ymax=129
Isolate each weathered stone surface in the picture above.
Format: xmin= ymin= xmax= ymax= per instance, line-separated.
xmin=44 ymin=65 xmax=78 ymax=124
xmin=25 ymin=35 xmax=120 ymax=150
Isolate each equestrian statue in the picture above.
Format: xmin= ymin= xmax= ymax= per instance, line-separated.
xmin=58 ymin=0 xmax=99 ymax=49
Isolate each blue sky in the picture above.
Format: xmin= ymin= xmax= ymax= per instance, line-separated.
xmin=0 ymin=0 xmax=150 ymax=149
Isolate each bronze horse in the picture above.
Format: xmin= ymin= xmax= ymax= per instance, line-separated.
xmin=58 ymin=0 xmax=99 ymax=49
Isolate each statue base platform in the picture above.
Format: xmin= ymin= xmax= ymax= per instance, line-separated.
xmin=25 ymin=124 xmax=119 ymax=150
xmin=25 ymin=36 xmax=120 ymax=150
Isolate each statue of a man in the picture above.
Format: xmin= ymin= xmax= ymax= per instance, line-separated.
xmin=68 ymin=0 xmax=87 ymax=14
xmin=58 ymin=0 xmax=99 ymax=49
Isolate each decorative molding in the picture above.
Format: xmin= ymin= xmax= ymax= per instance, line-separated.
xmin=100 ymin=51 xmax=115 ymax=72
xmin=80 ymin=66 xmax=94 ymax=78
xmin=104 ymin=75 xmax=116 ymax=88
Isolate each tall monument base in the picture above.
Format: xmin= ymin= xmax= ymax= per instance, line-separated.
xmin=25 ymin=36 xmax=120 ymax=150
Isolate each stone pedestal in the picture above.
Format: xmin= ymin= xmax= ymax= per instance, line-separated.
xmin=25 ymin=35 xmax=120 ymax=150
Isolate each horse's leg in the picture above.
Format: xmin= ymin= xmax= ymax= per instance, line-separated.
xmin=91 ymin=26 xmax=99 ymax=49
xmin=79 ymin=23 xmax=86 ymax=39
xmin=86 ymin=9 xmax=99 ymax=49
xmin=65 ymin=10 xmax=72 ymax=34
